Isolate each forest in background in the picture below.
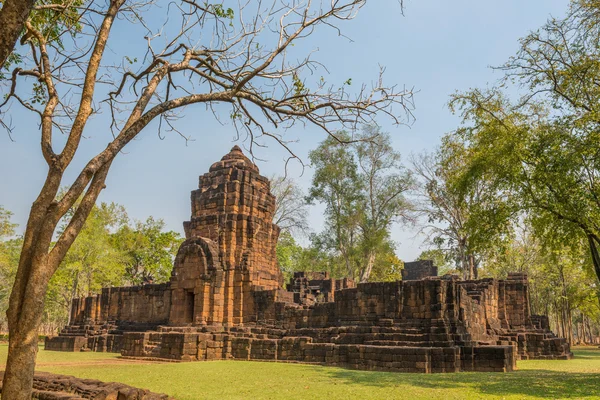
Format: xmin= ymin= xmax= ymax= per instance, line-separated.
xmin=0 ymin=204 xmax=182 ymax=335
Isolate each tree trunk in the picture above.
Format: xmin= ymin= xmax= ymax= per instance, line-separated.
xmin=587 ymin=317 xmax=594 ymax=344
xmin=468 ymin=254 xmax=478 ymax=280
xmin=1 ymin=164 xmax=64 ymax=398
xmin=553 ymin=300 xmax=561 ymax=337
xmin=360 ymin=251 xmax=376 ymax=283
xmin=587 ymin=234 xmax=600 ymax=284
xmin=67 ymin=271 xmax=80 ymax=325
xmin=558 ymin=266 xmax=573 ymax=344
xmin=0 ymin=0 xmax=36 ymax=69
xmin=3 ymin=257 xmax=52 ymax=400
xmin=462 ymin=254 xmax=470 ymax=280
xmin=343 ymin=250 xmax=353 ymax=280
xmin=3 ymin=168 xmax=109 ymax=398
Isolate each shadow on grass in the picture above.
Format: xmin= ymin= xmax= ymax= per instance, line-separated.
xmin=321 ymin=368 xmax=600 ymax=399
xmin=571 ymin=348 xmax=600 ymax=360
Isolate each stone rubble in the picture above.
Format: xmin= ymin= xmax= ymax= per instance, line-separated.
xmin=0 ymin=372 xmax=171 ymax=400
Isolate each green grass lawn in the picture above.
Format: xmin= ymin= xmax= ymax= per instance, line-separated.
xmin=1 ymin=345 xmax=599 ymax=399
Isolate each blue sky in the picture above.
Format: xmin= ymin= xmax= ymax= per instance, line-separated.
xmin=0 ymin=0 xmax=570 ymax=261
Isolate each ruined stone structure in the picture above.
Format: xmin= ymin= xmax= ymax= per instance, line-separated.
xmin=401 ymin=260 xmax=438 ymax=281
xmin=169 ymin=146 xmax=283 ymax=326
xmin=0 ymin=372 xmax=171 ymax=399
xmin=46 ymin=146 xmax=573 ymax=373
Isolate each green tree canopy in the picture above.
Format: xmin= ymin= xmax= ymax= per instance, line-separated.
xmin=112 ymin=217 xmax=182 ymax=285
xmin=412 ymin=135 xmax=514 ymax=279
xmin=449 ymin=89 xmax=600 ymax=283
xmin=307 ymin=126 xmax=412 ymax=282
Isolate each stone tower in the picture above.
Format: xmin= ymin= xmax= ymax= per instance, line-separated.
xmin=168 ymin=146 xmax=283 ymax=326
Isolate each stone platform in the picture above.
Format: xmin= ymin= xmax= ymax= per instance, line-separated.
xmin=45 ymin=146 xmax=572 ymax=373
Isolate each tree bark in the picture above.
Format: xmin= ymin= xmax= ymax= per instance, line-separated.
xmin=0 ymin=0 xmax=36 ymax=69
xmin=461 ymin=253 xmax=470 ymax=280
xmin=468 ymin=254 xmax=478 ymax=280
xmin=3 ymin=164 xmax=110 ymax=399
xmin=586 ymin=316 xmax=594 ymax=344
xmin=553 ymin=299 xmax=561 ymax=337
xmin=360 ymin=251 xmax=376 ymax=283
xmin=587 ymin=234 xmax=600 ymax=283
xmin=2 ymin=161 xmax=64 ymax=399
xmin=3 ymin=256 xmax=53 ymax=400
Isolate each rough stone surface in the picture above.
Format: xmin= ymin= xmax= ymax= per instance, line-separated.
xmin=46 ymin=146 xmax=573 ymax=374
xmin=0 ymin=371 xmax=171 ymax=399
xmin=401 ymin=260 xmax=438 ymax=281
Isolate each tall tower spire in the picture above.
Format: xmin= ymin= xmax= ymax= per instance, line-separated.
xmin=170 ymin=146 xmax=281 ymax=326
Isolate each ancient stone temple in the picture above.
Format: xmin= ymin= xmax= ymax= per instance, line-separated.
xmin=46 ymin=146 xmax=573 ymax=373
xmin=169 ymin=146 xmax=283 ymax=326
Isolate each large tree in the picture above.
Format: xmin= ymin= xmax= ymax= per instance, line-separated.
xmin=0 ymin=1 xmax=412 ymax=397
xmin=57 ymin=202 xmax=126 ymax=297
xmin=112 ymin=217 xmax=182 ymax=285
xmin=42 ymin=202 xmax=127 ymax=333
xmin=449 ymin=89 xmax=600 ymax=284
xmin=482 ymin=224 xmax=600 ymax=344
xmin=308 ymin=132 xmax=364 ymax=278
xmin=308 ymin=126 xmax=412 ymax=282
xmin=353 ymin=125 xmax=413 ymax=282
xmin=43 ymin=205 xmax=181 ymax=332
xmin=411 ymin=138 xmax=513 ymax=280
xmin=483 ymin=0 xmax=600 ymax=282
xmin=0 ymin=0 xmax=84 ymax=77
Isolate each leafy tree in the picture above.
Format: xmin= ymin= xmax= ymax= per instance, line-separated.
xmin=0 ymin=238 xmax=20 ymax=332
xmin=308 ymin=132 xmax=364 ymax=279
xmin=60 ymin=202 xmax=128 ymax=294
xmin=272 ymin=176 xmax=311 ymax=283
xmin=277 ymin=231 xmax=363 ymax=284
xmin=112 ymin=217 xmax=182 ymax=285
xmin=297 ymin=236 xmax=341 ymax=277
xmin=42 ymin=202 xmax=128 ymax=331
xmin=458 ymin=0 xmax=600 ymax=284
xmin=0 ymin=206 xmax=16 ymax=237
xmin=411 ymin=139 xmax=512 ymax=280
xmin=449 ymin=89 xmax=600 ymax=284
xmin=0 ymin=0 xmax=413 ymax=393
xmin=276 ymin=230 xmax=305 ymax=283
xmin=3 ymin=202 xmax=183 ymax=334
xmin=308 ymin=126 xmax=412 ymax=282
xmin=417 ymin=248 xmax=457 ymax=276
xmin=354 ymin=125 xmax=414 ymax=281
xmin=482 ymin=226 xmax=599 ymax=344
xmin=435 ymin=0 xmax=600 ymax=339
xmin=365 ymin=238 xmax=403 ymax=282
